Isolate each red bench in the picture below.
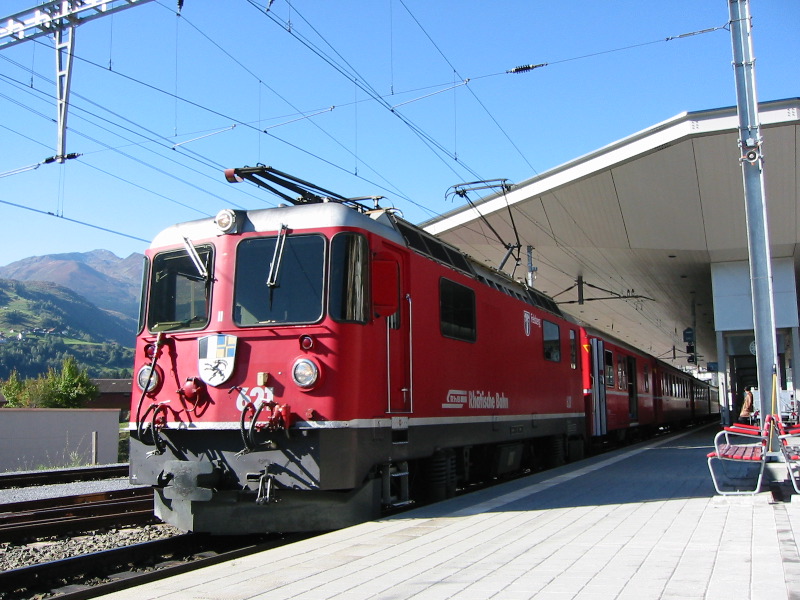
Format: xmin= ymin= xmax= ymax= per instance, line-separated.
xmin=707 ymin=416 xmax=771 ymax=495
xmin=775 ymin=416 xmax=800 ymax=493
xmin=713 ymin=444 xmax=764 ymax=462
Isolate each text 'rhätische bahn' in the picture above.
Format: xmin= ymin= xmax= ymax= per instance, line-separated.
xmin=129 ymin=166 xmax=718 ymax=534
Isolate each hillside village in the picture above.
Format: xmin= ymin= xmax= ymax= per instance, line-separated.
xmin=0 ymin=327 xmax=74 ymax=342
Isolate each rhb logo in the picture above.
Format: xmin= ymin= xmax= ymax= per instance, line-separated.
xmin=443 ymin=389 xmax=468 ymax=409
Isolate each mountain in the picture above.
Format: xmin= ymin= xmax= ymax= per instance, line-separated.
xmin=0 ymin=250 xmax=143 ymax=380
xmin=0 ymin=278 xmax=135 ymax=379
xmin=0 ymin=250 xmax=143 ymax=324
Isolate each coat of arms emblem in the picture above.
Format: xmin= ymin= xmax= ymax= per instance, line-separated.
xmin=198 ymin=334 xmax=237 ymax=386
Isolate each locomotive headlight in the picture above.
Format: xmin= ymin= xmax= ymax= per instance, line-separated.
xmin=214 ymin=208 xmax=239 ymax=234
xmin=292 ymin=358 xmax=319 ymax=389
xmin=136 ymin=364 xmax=162 ymax=393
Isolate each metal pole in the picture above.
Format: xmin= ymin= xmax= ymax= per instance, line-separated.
xmin=727 ymin=0 xmax=781 ymax=421
xmin=55 ymin=24 xmax=75 ymax=163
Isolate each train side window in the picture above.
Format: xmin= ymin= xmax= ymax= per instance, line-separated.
xmin=617 ymin=358 xmax=626 ymax=390
xmin=569 ymin=329 xmax=577 ymax=369
xmin=605 ymin=350 xmax=615 ymax=388
xmin=543 ymin=320 xmax=560 ymax=362
xmin=329 ymin=233 xmax=369 ymax=324
xmin=440 ymin=278 xmax=476 ymax=342
xmin=643 ymin=364 xmax=649 ymax=392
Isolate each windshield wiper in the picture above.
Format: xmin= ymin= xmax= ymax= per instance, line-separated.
xmin=266 ymin=224 xmax=288 ymax=287
xmin=182 ymin=236 xmax=209 ymax=281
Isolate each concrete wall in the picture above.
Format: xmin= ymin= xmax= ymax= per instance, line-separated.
xmin=0 ymin=409 xmax=120 ymax=472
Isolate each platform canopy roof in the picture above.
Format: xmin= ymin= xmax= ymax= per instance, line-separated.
xmin=423 ymin=98 xmax=800 ymax=372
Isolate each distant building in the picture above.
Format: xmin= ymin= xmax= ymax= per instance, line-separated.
xmin=88 ymin=379 xmax=131 ymax=415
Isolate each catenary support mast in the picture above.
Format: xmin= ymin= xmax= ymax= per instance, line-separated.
xmin=727 ymin=0 xmax=780 ymax=419
xmin=0 ymin=0 xmax=156 ymax=162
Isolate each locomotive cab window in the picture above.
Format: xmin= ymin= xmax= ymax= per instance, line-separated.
xmin=234 ymin=234 xmax=324 ymax=326
xmin=138 ymin=255 xmax=150 ymax=334
xmin=440 ymin=278 xmax=476 ymax=342
xmin=543 ymin=320 xmax=560 ymax=362
xmin=147 ymin=245 xmax=213 ymax=332
xmin=329 ymin=232 xmax=369 ymax=324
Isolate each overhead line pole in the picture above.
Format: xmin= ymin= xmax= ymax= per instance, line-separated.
xmin=0 ymin=0 xmax=157 ymax=162
xmin=727 ymin=0 xmax=780 ymax=421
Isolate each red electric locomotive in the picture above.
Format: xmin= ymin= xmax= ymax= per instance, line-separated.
xmin=129 ymin=166 xmax=716 ymax=534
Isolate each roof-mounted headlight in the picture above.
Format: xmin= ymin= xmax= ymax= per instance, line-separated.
xmin=215 ymin=208 xmax=240 ymax=234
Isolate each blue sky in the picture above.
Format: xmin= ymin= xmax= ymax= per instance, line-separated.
xmin=0 ymin=0 xmax=797 ymax=266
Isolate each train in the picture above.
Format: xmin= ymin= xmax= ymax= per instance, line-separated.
xmin=129 ymin=165 xmax=719 ymax=534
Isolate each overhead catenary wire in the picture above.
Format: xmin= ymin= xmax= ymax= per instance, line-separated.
xmin=163 ymin=1 xmax=417 ymax=207
xmin=15 ymin=32 xmax=422 ymax=212
xmin=0 ymin=0 xmax=731 ymax=293
xmin=246 ymin=0 xmax=487 ymax=191
xmin=3 ymin=2 xmax=728 ymax=223
xmin=0 ymin=71 xmax=246 ymax=211
xmin=0 ymin=197 xmax=150 ymax=243
xmin=0 ymin=32 xmax=396 ymax=211
xmin=2 ymin=44 xmax=408 ymax=216
xmin=0 ymin=152 xmax=80 ymax=178
xmin=0 ymin=121 xmax=215 ymax=218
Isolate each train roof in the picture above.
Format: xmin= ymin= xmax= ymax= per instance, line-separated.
xmin=150 ymin=159 xmax=565 ymax=318
xmin=150 ymin=201 xmax=564 ymax=318
xmin=149 ymin=202 xmax=407 ymax=249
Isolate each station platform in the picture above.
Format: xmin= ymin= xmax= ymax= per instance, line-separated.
xmin=99 ymin=424 xmax=800 ymax=600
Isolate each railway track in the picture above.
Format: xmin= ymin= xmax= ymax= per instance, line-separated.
xmin=0 ymin=465 xmax=130 ymax=489
xmin=0 ymin=532 xmax=312 ymax=600
xmin=0 ymin=488 xmax=155 ymax=543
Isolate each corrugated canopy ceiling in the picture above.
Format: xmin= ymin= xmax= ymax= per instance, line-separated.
xmin=424 ymin=98 xmax=800 ymax=372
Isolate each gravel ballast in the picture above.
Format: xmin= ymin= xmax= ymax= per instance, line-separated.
xmin=0 ymin=524 xmax=183 ymax=572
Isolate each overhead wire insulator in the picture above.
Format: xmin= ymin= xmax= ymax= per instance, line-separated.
xmin=507 ymin=63 xmax=548 ymax=74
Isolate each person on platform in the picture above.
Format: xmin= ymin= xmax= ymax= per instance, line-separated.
xmin=739 ymin=386 xmax=754 ymax=424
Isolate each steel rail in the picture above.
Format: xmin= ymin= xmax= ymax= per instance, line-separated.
xmin=0 ymin=465 xmax=130 ymax=489
xmin=0 ymin=532 xmax=312 ymax=600
xmin=0 ymin=488 xmax=155 ymax=542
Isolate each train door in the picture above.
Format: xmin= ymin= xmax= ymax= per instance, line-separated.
xmin=590 ymin=338 xmax=608 ymax=436
xmin=626 ymin=356 xmax=638 ymax=421
xmin=376 ymin=256 xmax=411 ymax=414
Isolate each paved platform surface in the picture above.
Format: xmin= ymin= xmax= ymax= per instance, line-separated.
xmin=99 ymin=425 xmax=800 ymax=600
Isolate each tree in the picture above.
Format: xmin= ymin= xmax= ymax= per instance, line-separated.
xmin=50 ymin=355 xmax=98 ymax=408
xmin=0 ymin=369 xmax=26 ymax=407
xmin=5 ymin=310 xmax=24 ymax=325
xmin=0 ymin=356 xmax=98 ymax=408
